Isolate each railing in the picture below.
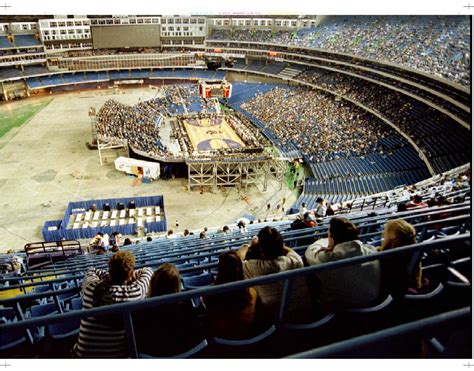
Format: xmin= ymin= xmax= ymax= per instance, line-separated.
xmin=0 ymin=233 xmax=469 ymax=358
xmin=287 ymin=306 xmax=470 ymax=358
xmin=23 ymin=240 xmax=82 ymax=270
xmin=3 ymin=202 xmax=468 ymax=282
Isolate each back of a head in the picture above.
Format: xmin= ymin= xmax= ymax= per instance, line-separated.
xmin=329 ymin=217 xmax=359 ymax=246
xmin=108 ymin=251 xmax=135 ymax=285
xmin=413 ymin=195 xmax=423 ymax=204
xmin=123 ymin=238 xmax=132 ymax=246
xmin=258 ymin=226 xmax=284 ymax=259
xmin=316 ymin=197 xmax=323 ymax=204
xmin=215 ymin=250 xmax=244 ymax=285
xmin=397 ymin=203 xmax=408 ymax=213
xmin=148 ymin=263 xmax=181 ymax=297
xmin=381 ymin=219 xmax=416 ymax=251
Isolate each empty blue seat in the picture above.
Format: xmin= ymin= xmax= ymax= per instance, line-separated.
xmin=30 ymin=303 xmax=59 ymax=340
xmin=182 ymin=273 xmax=213 ymax=289
xmin=0 ymin=318 xmax=27 ymax=351
xmin=139 ymin=339 xmax=208 ymax=358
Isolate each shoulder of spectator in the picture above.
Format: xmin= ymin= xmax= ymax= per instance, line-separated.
xmin=305 ymin=244 xmax=335 ymax=265
xmin=237 ymin=243 xmax=250 ymax=260
xmin=134 ymin=267 xmax=154 ymax=282
xmin=82 ymin=268 xmax=107 ymax=290
xmin=283 ymin=248 xmax=303 ymax=265
xmin=85 ymin=267 xmax=108 ymax=280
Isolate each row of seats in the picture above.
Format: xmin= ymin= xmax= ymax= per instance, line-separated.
xmin=291 ymin=155 xmax=469 ymax=213
xmin=1 ymin=201 xmax=469 ymax=295
xmin=307 ymin=147 xmax=428 ymax=178
xmin=0 ymin=34 xmax=41 ymax=49
xmin=21 ymin=69 xmax=224 ymax=87
xmin=0 ymin=227 xmax=470 ymax=358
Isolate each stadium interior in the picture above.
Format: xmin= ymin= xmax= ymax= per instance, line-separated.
xmin=0 ymin=14 xmax=471 ymax=360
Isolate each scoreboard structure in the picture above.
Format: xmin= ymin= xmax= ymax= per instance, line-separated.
xmin=198 ymin=79 xmax=232 ymax=99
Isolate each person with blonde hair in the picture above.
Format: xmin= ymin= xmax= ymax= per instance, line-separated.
xmin=379 ymin=219 xmax=422 ymax=299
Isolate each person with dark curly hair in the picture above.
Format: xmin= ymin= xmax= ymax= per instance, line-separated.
xmin=72 ymin=251 xmax=152 ymax=358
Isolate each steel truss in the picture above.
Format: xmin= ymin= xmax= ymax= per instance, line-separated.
xmin=97 ymin=136 xmax=128 ymax=165
xmin=187 ymin=157 xmax=286 ymax=192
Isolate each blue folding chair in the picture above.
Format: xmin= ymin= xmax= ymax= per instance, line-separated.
xmin=0 ymin=318 xmax=27 ymax=351
xmin=138 ymin=339 xmax=208 ymax=359
xmin=182 ymin=273 xmax=214 ymax=289
xmin=48 ymin=316 xmax=81 ymax=340
xmin=32 ymin=284 xmax=53 ymax=304
xmin=210 ymin=325 xmax=276 ymax=358
xmin=70 ymin=297 xmax=83 ymax=311
xmin=29 ymin=303 xmax=59 ymax=341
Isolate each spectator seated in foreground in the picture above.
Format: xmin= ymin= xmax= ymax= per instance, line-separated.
xmin=305 ymin=217 xmax=381 ymax=312
xmin=133 ymin=263 xmax=204 ymax=357
xmin=378 ymin=219 xmax=423 ymax=299
xmin=237 ymin=227 xmax=313 ymax=323
xmin=72 ymin=251 xmax=153 ymax=358
xmin=202 ymin=250 xmax=270 ymax=340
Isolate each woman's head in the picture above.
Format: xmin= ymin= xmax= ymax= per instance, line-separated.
xmin=257 ymin=226 xmax=284 ymax=259
xmin=328 ymin=217 xmax=359 ymax=247
xmin=381 ymin=219 xmax=416 ymax=251
xmin=215 ymin=250 xmax=244 ymax=285
xmin=208 ymin=251 xmax=250 ymax=310
xmin=148 ymin=263 xmax=181 ymax=297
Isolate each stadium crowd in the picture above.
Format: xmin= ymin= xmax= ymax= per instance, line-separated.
xmin=296 ymin=68 xmax=470 ymax=172
xmin=96 ymin=85 xmax=268 ymax=162
xmin=240 ymin=86 xmax=395 ymax=162
xmin=96 ymin=99 xmax=169 ymax=158
xmin=210 ymin=15 xmax=470 ymax=86
xmin=69 ymin=213 xmax=437 ymax=358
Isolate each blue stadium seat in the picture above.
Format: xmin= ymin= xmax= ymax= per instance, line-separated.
xmin=209 ymin=325 xmax=276 ymax=358
xmin=182 ymin=273 xmax=213 ymax=289
xmin=29 ymin=303 xmax=59 ymax=341
xmin=139 ymin=339 xmax=208 ymax=359
xmin=0 ymin=318 xmax=27 ymax=351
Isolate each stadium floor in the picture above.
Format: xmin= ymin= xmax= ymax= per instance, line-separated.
xmin=0 ymin=87 xmax=297 ymax=253
xmin=0 ymin=98 xmax=52 ymax=140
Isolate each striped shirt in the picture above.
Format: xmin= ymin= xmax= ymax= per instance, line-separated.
xmin=72 ymin=267 xmax=153 ymax=358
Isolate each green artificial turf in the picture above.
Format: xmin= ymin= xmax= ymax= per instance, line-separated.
xmin=0 ymin=99 xmax=52 ymax=138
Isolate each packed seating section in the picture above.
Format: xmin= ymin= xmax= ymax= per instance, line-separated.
xmin=0 ymin=163 xmax=470 ymax=358
xmin=210 ymin=15 xmax=470 ymax=86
